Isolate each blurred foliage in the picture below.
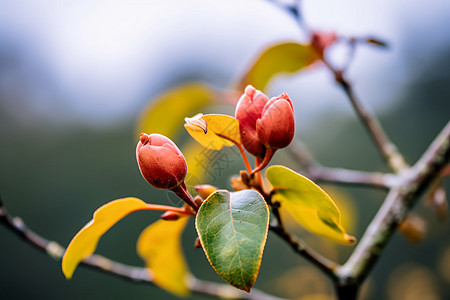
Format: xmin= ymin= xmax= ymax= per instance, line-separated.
xmin=275 ymin=266 xmax=332 ymax=299
xmin=137 ymin=82 xmax=217 ymax=140
xmin=137 ymin=216 xmax=190 ymax=296
xmin=238 ymin=42 xmax=318 ymax=92
xmin=387 ymin=264 xmax=441 ymax=300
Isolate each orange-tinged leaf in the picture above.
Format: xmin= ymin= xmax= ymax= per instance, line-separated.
xmin=266 ymin=166 xmax=356 ymax=245
xmin=62 ymin=198 xmax=188 ymax=279
xmin=185 ymin=114 xmax=240 ymax=150
xmin=137 ymin=217 xmax=190 ymax=296
xmin=137 ymin=82 xmax=217 ymax=139
xmin=239 ymin=42 xmax=318 ymax=91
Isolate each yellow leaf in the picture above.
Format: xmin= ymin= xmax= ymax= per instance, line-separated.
xmin=266 ymin=166 xmax=356 ymax=245
xmin=322 ymin=187 xmax=357 ymax=234
xmin=182 ymin=140 xmax=213 ymax=185
xmin=137 ymin=217 xmax=190 ymax=296
xmin=239 ymin=42 xmax=318 ymax=92
xmin=137 ymin=82 xmax=217 ymax=139
xmin=184 ymin=114 xmax=240 ymax=150
xmin=62 ymin=198 xmax=188 ymax=279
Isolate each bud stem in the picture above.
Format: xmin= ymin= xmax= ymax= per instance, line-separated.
xmin=236 ymin=143 xmax=253 ymax=174
xmin=171 ymin=182 xmax=199 ymax=212
xmin=254 ymin=158 xmax=267 ymax=195
xmin=251 ymin=148 xmax=275 ymax=174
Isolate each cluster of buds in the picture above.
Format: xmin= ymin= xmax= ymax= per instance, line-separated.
xmin=136 ymin=85 xmax=295 ymax=209
xmin=235 ymin=85 xmax=295 ymax=173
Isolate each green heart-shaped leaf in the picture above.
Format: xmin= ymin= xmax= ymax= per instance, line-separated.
xmin=195 ymin=190 xmax=269 ymax=292
xmin=267 ymin=166 xmax=356 ymax=245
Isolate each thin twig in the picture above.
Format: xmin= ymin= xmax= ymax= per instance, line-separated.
xmin=326 ymin=64 xmax=408 ymax=173
xmin=190 ymin=277 xmax=286 ymax=300
xmin=269 ymin=202 xmax=340 ymax=279
xmin=287 ymin=140 xmax=396 ymax=189
xmin=336 ymin=121 xmax=450 ymax=285
xmin=307 ymin=166 xmax=397 ymax=190
xmin=269 ymin=0 xmax=311 ymax=34
xmin=0 ymin=197 xmax=285 ymax=300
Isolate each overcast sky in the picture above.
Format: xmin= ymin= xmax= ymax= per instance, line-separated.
xmin=0 ymin=0 xmax=449 ymax=128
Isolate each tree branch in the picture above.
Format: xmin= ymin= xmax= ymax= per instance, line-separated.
xmin=307 ymin=166 xmax=397 ymax=190
xmin=336 ymin=121 xmax=450 ymax=286
xmin=0 ymin=198 xmax=285 ymax=300
xmin=287 ymin=140 xmax=396 ymax=189
xmin=269 ymin=203 xmax=340 ymax=280
xmin=328 ymin=67 xmax=408 ymax=173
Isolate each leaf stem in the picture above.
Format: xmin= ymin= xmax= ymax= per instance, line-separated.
xmin=256 ymin=169 xmax=266 ymax=194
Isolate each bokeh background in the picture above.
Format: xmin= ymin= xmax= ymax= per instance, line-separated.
xmin=1 ymin=0 xmax=449 ymax=299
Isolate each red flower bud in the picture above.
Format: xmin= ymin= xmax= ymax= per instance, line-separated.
xmin=235 ymin=85 xmax=269 ymax=158
xmin=136 ymin=133 xmax=187 ymax=190
xmin=235 ymin=86 xmax=295 ymax=174
xmin=256 ymin=92 xmax=295 ymax=150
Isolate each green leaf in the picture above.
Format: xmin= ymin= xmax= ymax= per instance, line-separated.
xmin=137 ymin=217 xmax=190 ymax=296
xmin=137 ymin=82 xmax=217 ymax=139
xmin=239 ymin=42 xmax=318 ymax=91
xmin=195 ymin=190 xmax=269 ymax=292
xmin=184 ymin=113 xmax=241 ymax=150
xmin=266 ymin=166 xmax=356 ymax=245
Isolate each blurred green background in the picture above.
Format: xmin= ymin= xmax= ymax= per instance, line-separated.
xmin=1 ymin=1 xmax=449 ymax=299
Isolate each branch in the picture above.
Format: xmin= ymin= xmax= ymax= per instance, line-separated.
xmin=269 ymin=203 xmax=340 ymax=280
xmin=336 ymin=121 xmax=450 ymax=285
xmin=0 ymin=198 xmax=285 ymax=300
xmin=327 ymin=66 xmax=408 ymax=173
xmin=308 ymin=166 xmax=397 ymax=190
xmin=288 ymin=140 xmax=396 ymax=189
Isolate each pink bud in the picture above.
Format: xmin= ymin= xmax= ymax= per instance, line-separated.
xmin=235 ymin=85 xmax=269 ymax=157
xmin=235 ymin=86 xmax=296 ymax=174
xmin=136 ymin=133 xmax=187 ymax=190
xmin=256 ymin=92 xmax=295 ymax=150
